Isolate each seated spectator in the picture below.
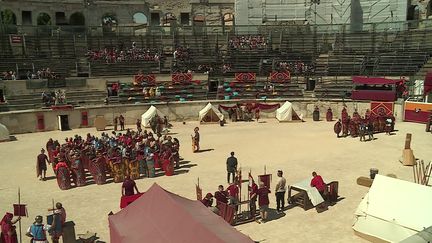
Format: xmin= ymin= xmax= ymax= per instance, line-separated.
xmin=143 ymin=87 xmax=149 ymax=97
xmin=149 ymin=87 xmax=155 ymax=97
xmin=1 ymin=71 xmax=16 ymax=80
xmin=112 ymin=83 xmax=119 ymax=96
xmin=222 ymin=64 xmax=231 ymax=73
xmin=155 ymin=87 xmax=161 ymax=97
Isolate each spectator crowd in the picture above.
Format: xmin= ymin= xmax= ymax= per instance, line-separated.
xmin=86 ymin=47 xmax=161 ymax=63
xmin=277 ymin=61 xmax=315 ymax=75
xmin=229 ymin=35 xmax=268 ymax=50
xmin=27 ymin=68 xmax=59 ymax=80
xmin=42 ymin=89 xmax=66 ymax=106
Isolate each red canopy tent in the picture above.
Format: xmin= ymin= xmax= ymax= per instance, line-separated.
xmin=351 ymin=76 xmax=399 ymax=101
xmin=109 ymin=183 xmax=254 ymax=243
xmin=352 ymin=76 xmax=400 ymax=85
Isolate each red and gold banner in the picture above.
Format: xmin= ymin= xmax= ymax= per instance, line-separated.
xmin=370 ymin=102 xmax=394 ymax=117
xmin=269 ymin=71 xmax=291 ymax=82
xmin=235 ymin=72 xmax=256 ymax=82
xmin=172 ymin=73 xmax=193 ymax=83
xmin=134 ymin=74 xmax=156 ymax=84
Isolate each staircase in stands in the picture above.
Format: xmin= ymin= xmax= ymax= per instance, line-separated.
xmin=315 ymin=54 xmax=329 ymax=76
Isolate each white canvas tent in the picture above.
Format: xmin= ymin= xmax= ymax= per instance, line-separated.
xmin=275 ymin=101 xmax=302 ymax=122
xmin=199 ymin=103 xmax=224 ymax=123
xmin=141 ymin=106 xmax=165 ymax=127
xmin=353 ymin=175 xmax=432 ymax=243
xmin=0 ymin=123 xmax=10 ymax=142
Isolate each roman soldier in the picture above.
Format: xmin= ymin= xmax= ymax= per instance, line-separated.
xmin=341 ymin=106 xmax=349 ymax=137
xmin=192 ymin=127 xmax=200 ymax=153
xmin=334 ymin=119 xmax=342 ymax=138
xmin=326 ymin=107 xmax=333 ymax=122
xmin=113 ymin=116 xmax=118 ymax=131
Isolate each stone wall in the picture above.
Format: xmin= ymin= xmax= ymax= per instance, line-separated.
xmin=0 ymin=99 xmax=404 ymax=134
xmin=191 ymin=0 xmax=234 ymax=26
xmin=0 ymin=0 xmax=149 ymax=26
xmin=0 ymin=0 xmax=235 ymax=28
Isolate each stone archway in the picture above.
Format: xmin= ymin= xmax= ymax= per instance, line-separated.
xmin=407 ymin=5 xmax=420 ymax=21
xmin=193 ymin=14 xmax=205 ymax=24
xmin=37 ymin=12 xmax=52 ymax=25
xmin=102 ymin=13 xmax=118 ymax=33
xmin=0 ymin=9 xmax=17 ymax=25
xmin=133 ymin=12 xmax=148 ymax=24
xmin=102 ymin=13 xmax=118 ymax=26
xmin=70 ymin=12 xmax=85 ymax=25
xmin=223 ymin=13 xmax=234 ymax=26
xmin=163 ymin=12 xmax=176 ymax=26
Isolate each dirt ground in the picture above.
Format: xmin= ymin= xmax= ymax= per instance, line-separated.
xmin=0 ymin=118 xmax=431 ymax=243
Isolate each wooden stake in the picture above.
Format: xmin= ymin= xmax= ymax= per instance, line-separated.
xmin=426 ymin=162 xmax=432 ymax=186
xmin=417 ymin=161 xmax=422 ymax=184
xmin=421 ymin=160 xmax=427 ymax=185
xmin=419 ymin=160 xmax=424 ymax=184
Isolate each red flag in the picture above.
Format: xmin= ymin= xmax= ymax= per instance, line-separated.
xmin=248 ymin=172 xmax=253 ymax=189
xmin=13 ymin=204 xmax=27 ymax=217
xmin=258 ymin=174 xmax=272 ymax=189
xmin=236 ymin=168 xmax=242 ymax=191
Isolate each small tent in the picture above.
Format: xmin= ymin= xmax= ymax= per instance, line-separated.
xmin=353 ymin=175 xmax=432 ymax=242
xmin=199 ymin=103 xmax=224 ymax=123
xmin=109 ymin=183 xmax=254 ymax=243
xmin=0 ymin=123 xmax=10 ymax=142
xmin=141 ymin=106 xmax=165 ymax=127
xmin=276 ymin=101 xmax=301 ymax=122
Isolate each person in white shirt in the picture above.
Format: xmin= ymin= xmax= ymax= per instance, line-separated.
xmin=275 ymin=170 xmax=286 ymax=213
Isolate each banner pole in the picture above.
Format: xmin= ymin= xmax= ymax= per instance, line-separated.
xmin=18 ymin=188 xmax=22 ymax=243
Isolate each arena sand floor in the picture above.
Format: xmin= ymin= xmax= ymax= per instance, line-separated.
xmin=0 ymin=118 xmax=431 ymax=243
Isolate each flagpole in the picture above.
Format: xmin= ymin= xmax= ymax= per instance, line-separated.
xmin=18 ymin=188 xmax=22 ymax=243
